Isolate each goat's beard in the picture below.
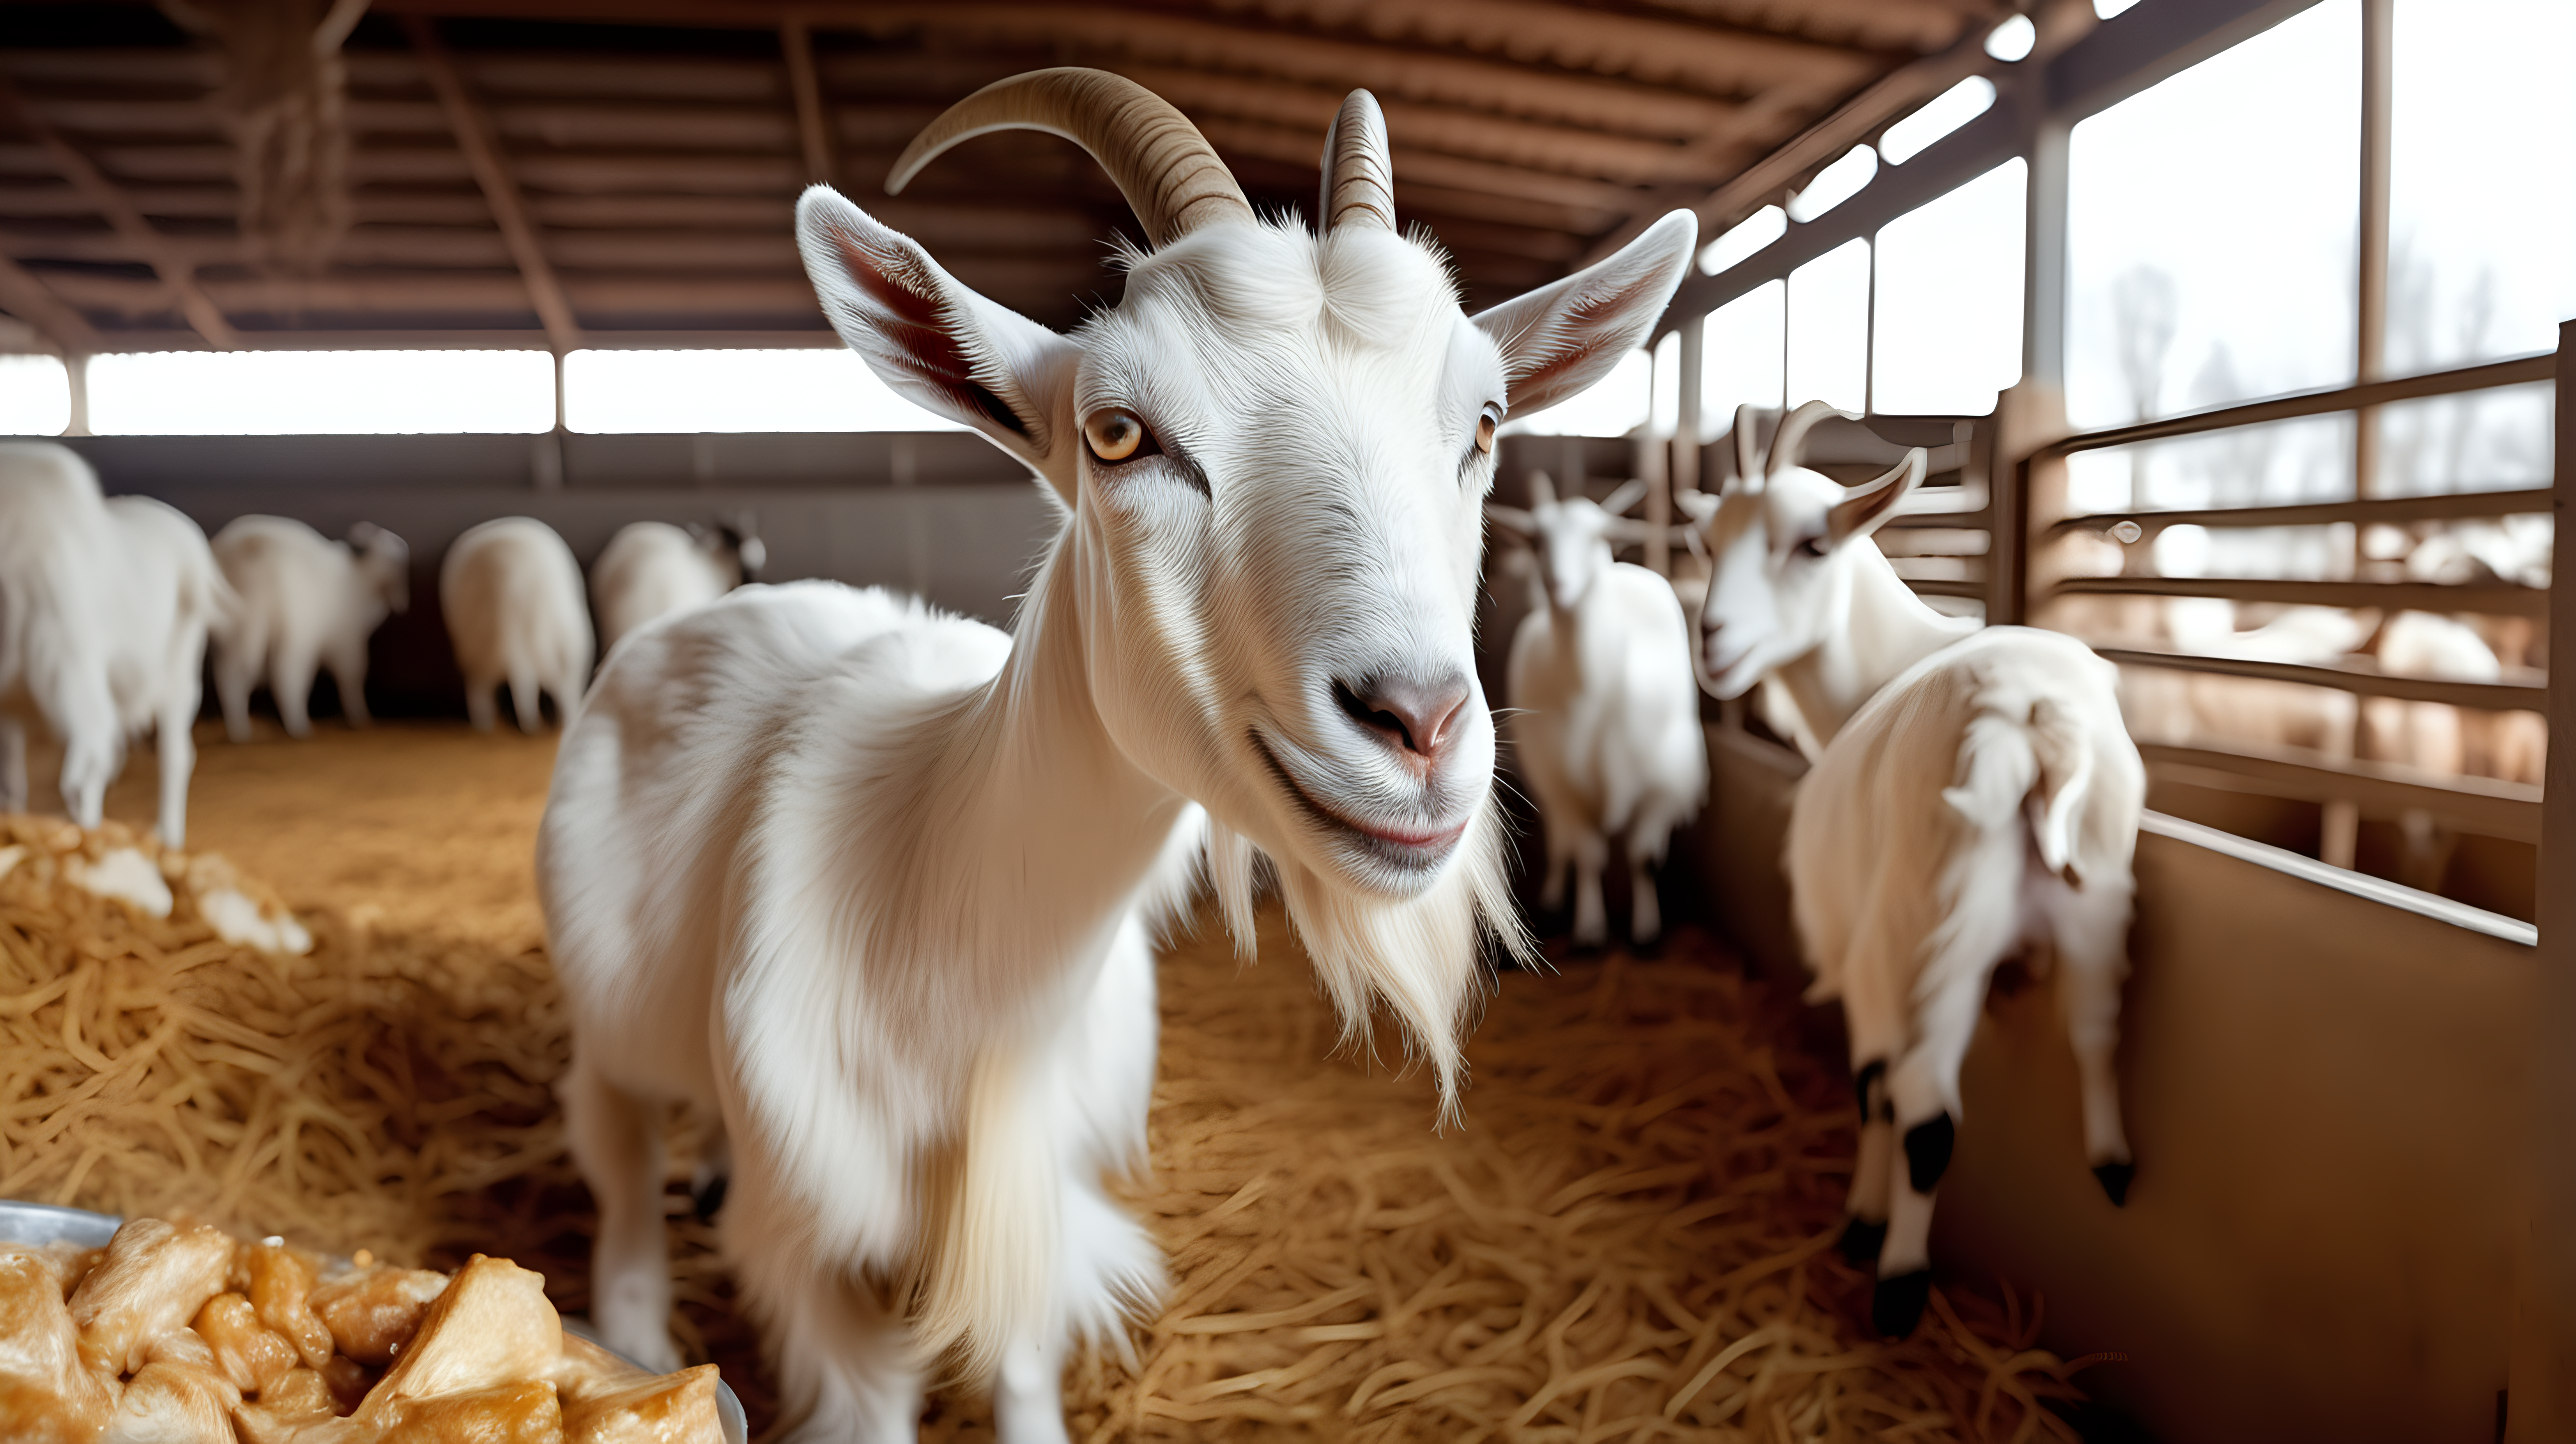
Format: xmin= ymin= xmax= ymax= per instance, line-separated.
xmin=1206 ymin=799 xmax=1529 ymax=1129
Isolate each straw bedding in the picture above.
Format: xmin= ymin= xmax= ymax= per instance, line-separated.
xmin=0 ymin=786 xmax=2101 ymax=1443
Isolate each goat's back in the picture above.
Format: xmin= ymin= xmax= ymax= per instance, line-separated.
xmin=538 ymin=580 xmax=997 ymax=1106
xmin=101 ymin=496 xmax=228 ymax=729
xmin=439 ymin=517 xmax=592 ymax=684
xmin=1786 ymin=628 xmax=2141 ymax=1002
xmin=590 ymin=521 xmax=732 ymax=656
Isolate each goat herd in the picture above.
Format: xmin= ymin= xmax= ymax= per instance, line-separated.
xmin=0 ymin=69 xmax=2195 ymax=1439
xmin=0 ymin=437 xmax=765 ymax=845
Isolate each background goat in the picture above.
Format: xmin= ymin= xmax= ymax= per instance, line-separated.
xmin=210 ymin=515 xmax=409 ymax=741
xmin=590 ymin=516 xmax=766 ymax=656
xmin=440 ymin=516 xmax=592 ymax=734
xmin=1487 ymin=472 xmax=1705 ymax=949
xmin=537 ymin=72 xmax=1693 ymax=1442
xmin=1687 ymin=402 xmax=2145 ymax=1339
xmin=0 ymin=442 xmax=230 ymax=848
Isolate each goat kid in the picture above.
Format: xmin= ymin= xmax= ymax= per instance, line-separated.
xmin=1686 ymin=403 xmax=2144 ymax=1338
xmin=1487 ymin=472 xmax=1706 ymax=949
xmin=211 ymin=516 xmax=410 ymax=740
xmin=537 ymin=73 xmax=1696 ymax=1443
xmin=590 ymin=515 xmax=766 ymax=655
xmin=441 ymin=517 xmax=593 ymax=733
xmin=0 ymin=443 xmax=230 ymax=848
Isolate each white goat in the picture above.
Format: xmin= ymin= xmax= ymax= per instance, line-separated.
xmin=1487 ymin=472 xmax=1706 ymax=949
xmin=1686 ymin=402 xmax=2145 ymax=1339
xmin=0 ymin=443 xmax=229 ymax=848
xmin=590 ymin=516 xmax=767 ymax=656
xmin=209 ymin=516 xmax=409 ymax=741
xmin=536 ymin=72 xmax=1694 ymax=1442
xmin=439 ymin=517 xmax=593 ymax=734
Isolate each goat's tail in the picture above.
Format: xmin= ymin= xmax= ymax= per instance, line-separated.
xmin=1940 ymin=695 xmax=2095 ymax=884
xmin=908 ymin=1045 xmax=1059 ymax=1387
xmin=2024 ymin=697 xmax=2095 ymax=884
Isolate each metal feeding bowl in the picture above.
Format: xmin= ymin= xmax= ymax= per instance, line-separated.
xmin=0 ymin=1200 xmax=747 ymax=1444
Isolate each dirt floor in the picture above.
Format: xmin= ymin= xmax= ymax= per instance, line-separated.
xmin=10 ymin=718 xmax=2106 ymax=1441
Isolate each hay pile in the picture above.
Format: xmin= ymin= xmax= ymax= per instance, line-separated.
xmin=0 ymin=812 xmax=2100 ymax=1441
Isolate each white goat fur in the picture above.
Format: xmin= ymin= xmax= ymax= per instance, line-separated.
xmin=0 ymin=442 xmax=229 ymax=847
xmin=210 ymin=515 xmax=409 ymax=740
xmin=1687 ymin=403 xmax=2144 ymax=1338
xmin=1489 ymin=475 xmax=1706 ymax=948
xmin=439 ymin=517 xmax=592 ymax=733
xmin=536 ymin=75 xmax=1696 ymax=1443
xmin=590 ymin=519 xmax=763 ymax=656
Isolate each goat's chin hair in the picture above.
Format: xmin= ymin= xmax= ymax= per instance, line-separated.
xmin=1211 ymin=802 xmax=1530 ymax=1129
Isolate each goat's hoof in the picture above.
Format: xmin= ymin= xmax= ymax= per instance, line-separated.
xmin=1872 ymin=1271 xmax=1932 ymax=1339
xmin=2093 ymin=1161 xmax=2134 ymax=1208
xmin=1902 ymin=1113 xmax=1956 ymax=1194
xmin=1836 ymin=1217 xmax=1887 ymax=1267
xmin=691 ymin=1173 xmax=729 ymax=1222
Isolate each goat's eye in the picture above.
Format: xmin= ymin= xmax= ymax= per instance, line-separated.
xmin=1084 ymin=409 xmax=1152 ymax=463
xmin=1795 ymin=535 xmax=1828 ymax=560
xmin=1473 ymin=404 xmax=1501 ymax=456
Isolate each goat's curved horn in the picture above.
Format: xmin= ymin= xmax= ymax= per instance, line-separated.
xmin=1529 ymin=471 xmax=1557 ymax=507
xmin=1319 ymin=90 xmax=1395 ymax=233
xmin=1732 ymin=403 xmax=1766 ymax=490
xmin=1765 ymin=399 xmax=1848 ymax=479
xmin=888 ymin=68 xmax=1252 ymax=247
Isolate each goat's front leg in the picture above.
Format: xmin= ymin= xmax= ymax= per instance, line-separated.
xmin=464 ymin=672 xmax=500 ymax=734
xmin=1874 ymin=955 xmax=1994 ymax=1338
xmin=327 ymin=641 xmax=373 ymax=728
xmin=559 ymin=1057 xmax=678 ymax=1372
xmin=270 ymin=644 xmax=318 ymax=739
xmin=1570 ymin=828 xmax=1609 ymax=949
xmin=154 ymin=701 xmax=195 ymax=848
xmin=992 ymin=1329 xmax=1070 ymax=1444
xmin=0 ymin=715 xmax=24 ymax=814
xmin=725 ymin=1170 xmax=923 ymax=1443
xmin=2055 ymin=882 xmax=2136 ymax=1204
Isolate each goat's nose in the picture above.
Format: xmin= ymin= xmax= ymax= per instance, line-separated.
xmin=1335 ymin=672 xmax=1472 ymax=765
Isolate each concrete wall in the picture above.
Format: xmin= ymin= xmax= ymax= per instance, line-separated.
xmin=1690 ymin=722 xmax=2533 ymax=1444
xmin=49 ymin=431 xmax=1056 ymax=716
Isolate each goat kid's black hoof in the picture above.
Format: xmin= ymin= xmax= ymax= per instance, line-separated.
xmin=2093 ymin=1161 xmax=2134 ymax=1208
xmin=691 ymin=1173 xmax=730 ymax=1222
xmin=1873 ymin=1270 xmax=1932 ymax=1339
xmin=1837 ymin=1217 xmax=1887 ymax=1267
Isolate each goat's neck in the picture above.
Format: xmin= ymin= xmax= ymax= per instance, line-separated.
xmin=895 ymin=542 xmax=1188 ymax=1013
xmin=1770 ymin=543 xmax=1978 ymax=747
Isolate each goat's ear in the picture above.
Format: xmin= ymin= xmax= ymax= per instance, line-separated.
xmin=1473 ymin=210 xmax=1695 ymax=419
xmin=797 ymin=185 xmax=1081 ymax=499
xmin=1599 ymin=477 xmax=1649 ymax=516
xmin=1484 ymin=504 xmax=1537 ymax=538
xmin=1828 ymin=448 xmax=1928 ymax=545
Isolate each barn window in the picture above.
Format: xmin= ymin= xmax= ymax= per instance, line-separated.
xmin=1699 ymin=281 xmax=1785 ymax=421
xmin=87 ymin=350 xmax=555 ymax=435
xmin=0 ymin=355 xmax=72 ymax=436
xmin=1786 ymin=238 xmax=1870 ymax=415
xmin=561 ymin=348 xmax=970 ymax=434
xmin=1872 ymin=159 xmax=2026 ymax=417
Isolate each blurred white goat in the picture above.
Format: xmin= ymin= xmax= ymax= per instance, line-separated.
xmin=440 ymin=517 xmax=592 ymax=734
xmin=1487 ymin=472 xmax=1705 ymax=949
xmin=537 ymin=73 xmax=1692 ymax=1442
xmin=1686 ymin=402 xmax=2144 ymax=1339
xmin=210 ymin=516 xmax=409 ymax=740
xmin=0 ymin=443 xmax=230 ymax=847
xmin=590 ymin=515 xmax=766 ymax=655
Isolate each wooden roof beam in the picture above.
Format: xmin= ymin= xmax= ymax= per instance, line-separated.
xmin=0 ymin=74 xmax=236 ymax=349
xmin=403 ymin=15 xmax=584 ymax=353
xmin=780 ymin=18 xmax=836 ymax=188
xmin=0 ymin=250 xmax=106 ymax=356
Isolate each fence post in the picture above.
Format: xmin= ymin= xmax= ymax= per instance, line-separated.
xmin=2507 ymin=319 xmax=2576 ymax=1440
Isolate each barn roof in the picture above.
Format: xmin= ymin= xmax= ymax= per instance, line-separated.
xmin=0 ymin=0 xmax=2013 ymax=349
